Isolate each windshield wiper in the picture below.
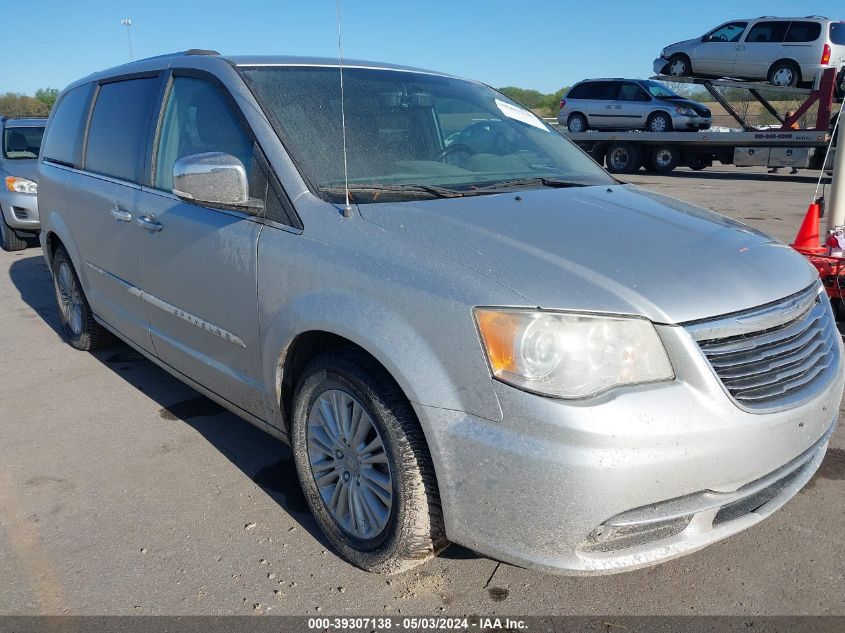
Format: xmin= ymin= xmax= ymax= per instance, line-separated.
xmin=467 ymin=177 xmax=588 ymax=192
xmin=320 ymin=183 xmax=469 ymax=201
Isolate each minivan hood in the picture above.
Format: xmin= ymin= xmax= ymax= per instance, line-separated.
xmin=360 ymin=185 xmax=818 ymax=324
xmin=2 ymin=159 xmax=38 ymax=182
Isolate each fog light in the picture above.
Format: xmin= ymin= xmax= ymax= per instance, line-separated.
xmin=580 ymin=515 xmax=693 ymax=553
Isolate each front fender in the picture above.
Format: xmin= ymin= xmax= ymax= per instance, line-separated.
xmin=259 ymin=286 xmax=504 ymax=432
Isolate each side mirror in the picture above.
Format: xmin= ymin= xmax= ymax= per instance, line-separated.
xmin=172 ymin=152 xmax=263 ymax=214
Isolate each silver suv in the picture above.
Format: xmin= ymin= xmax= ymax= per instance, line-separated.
xmin=0 ymin=116 xmax=46 ymax=251
xmin=557 ymin=79 xmax=712 ymax=132
xmin=656 ymin=17 xmax=845 ymax=87
xmin=38 ymin=51 xmax=843 ymax=575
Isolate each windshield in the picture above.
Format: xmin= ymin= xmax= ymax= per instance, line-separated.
xmin=642 ymin=81 xmax=681 ymax=99
xmin=2 ymin=126 xmax=44 ymax=160
xmin=238 ymin=66 xmax=613 ymax=202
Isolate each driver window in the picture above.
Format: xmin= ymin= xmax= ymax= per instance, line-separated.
xmin=154 ymin=76 xmax=253 ymax=191
xmin=706 ymin=22 xmax=747 ymax=43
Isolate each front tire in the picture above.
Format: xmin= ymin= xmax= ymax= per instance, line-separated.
xmin=646 ymin=112 xmax=673 ymax=133
xmin=291 ymin=349 xmax=447 ymax=574
xmin=0 ymin=214 xmax=27 ymax=252
xmin=51 ymin=246 xmax=114 ymax=350
xmin=666 ymin=54 xmax=691 ymax=77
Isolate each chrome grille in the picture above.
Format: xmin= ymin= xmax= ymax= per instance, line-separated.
xmin=686 ymin=284 xmax=840 ymax=411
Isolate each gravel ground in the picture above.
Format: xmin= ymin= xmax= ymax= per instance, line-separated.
xmin=0 ymin=165 xmax=843 ymax=616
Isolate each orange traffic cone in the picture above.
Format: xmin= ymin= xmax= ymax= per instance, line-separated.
xmin=792 ymin=202 xmax=825 ymax=254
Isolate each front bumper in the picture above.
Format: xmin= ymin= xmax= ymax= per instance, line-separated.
xmin=0 ymin=190 xmax=40 ymax=231
xmin=653 ymin=57 xmax=670 ymax=75
xmin=418 ymin=323 xmax=844 ymax=574
xmin=672 ymin=114 xmax=712 ymax=131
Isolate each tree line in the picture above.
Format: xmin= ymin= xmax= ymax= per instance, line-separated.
xmin=0 ymin=88 xmax=59 ymax=117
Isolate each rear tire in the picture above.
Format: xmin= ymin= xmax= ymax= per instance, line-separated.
xmin=687 ymin=155 xmax=710 ymax=171
xmin=291 ymin=348 xmax=447 ymax=574
xmin=0 ymin=214 xmax=27 ymax=252
xmin=649 ymin=145 xmax=680 ymax=173
xmin=768 ymin=61 xmax=800 ymax=87
xmin=567 ymin=113 xmax=588 ymax=133
xmin=605 ymin=142 xmax=642 ymax=174
xmin=51 ymin=246 xmax=114 ymax=350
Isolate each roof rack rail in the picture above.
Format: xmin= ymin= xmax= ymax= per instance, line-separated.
xmin=185 ymin=49 xmax=220 ymax=56
xmin=803 ymin=15 xmax=828 ymax=19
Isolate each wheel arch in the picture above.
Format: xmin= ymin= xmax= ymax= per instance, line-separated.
xmin=260 ymin=289 xmax=503 ymax=436
xmin=768 ymin=58 xmax=802 ymax=82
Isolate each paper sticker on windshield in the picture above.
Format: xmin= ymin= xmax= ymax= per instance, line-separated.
xmin=494 ymin=98 xmax=548 ymax=131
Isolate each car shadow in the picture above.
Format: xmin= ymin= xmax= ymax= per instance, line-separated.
xmin=7 ymin=251 xmax=333 ymax=552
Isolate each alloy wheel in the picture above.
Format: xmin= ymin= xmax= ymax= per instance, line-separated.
xmin=306 ymin=389 xmax=392 ymax=540
xmin=55 ymin=261 xmax=84 ymax=336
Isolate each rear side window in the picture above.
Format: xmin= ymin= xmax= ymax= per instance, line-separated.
xmin=831 ymin=22 xmax=845 ymax=45
xmin=41 ymin=83 xmax=94 ymax=167
xmin=746 ymin=21 xmax=789 ymax=43
xmin=567 ymin=84 xmax=590 ymax=99
xmin=785 ymin=21 xmax=822 ymax=42
xmin=85 ymin=77 xmax=159 ymax=183
xmin=571 ymin=82 xmax=617 ymax=100
xmin=153 ymin=76 xmax=253 ymax=191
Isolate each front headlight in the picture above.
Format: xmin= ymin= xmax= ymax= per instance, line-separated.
xmin=5 ymin=176 xmax=37 ymax=194
xmin=675 ymin=106 xmax=695 ymax=116
xmin=474 ymin=309 xmax=674 ymax=399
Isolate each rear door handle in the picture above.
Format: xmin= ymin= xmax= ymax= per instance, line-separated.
xmin=110 ymin=207 xmax=132 ymax=222
xmin=136 ymin=215 xmax=163 ymax=233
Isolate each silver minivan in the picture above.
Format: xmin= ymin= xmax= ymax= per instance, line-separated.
xmin=557 ymin=79 xmax=712 ymax=132
xmin=38 ymin=51 xmax=843 ymax=575
xmin=656 ymin=17 xmax=845 ymax=86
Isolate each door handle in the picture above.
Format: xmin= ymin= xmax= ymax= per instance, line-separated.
xmin=136 ymin=215 xmax=163 ymax=233
xmin=110 ymin=207 xmax=132 ymax=222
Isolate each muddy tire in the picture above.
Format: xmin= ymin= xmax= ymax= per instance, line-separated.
xmin=51 ymin=246 xmax=114 ymax=350
xmin=291 ymin=348 xmax=447 ymax=574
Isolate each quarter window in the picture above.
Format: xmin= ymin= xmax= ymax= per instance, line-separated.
xmin=784 ymin=21 xmax=822 ymax=42
xmin=41 ymin=83 xmax=94 ymax=168
xmin=746 ymin=21 xmax=789 ymax=43
xmin=85 ymin=78 xmax=159 ymax=182
xmin=830 ymin=22 xmax=845 ymax=45
xmin=154 ymin=77 xmax=253 ymax=192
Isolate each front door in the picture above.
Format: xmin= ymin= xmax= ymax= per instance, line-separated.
xmin=135 ymin=74 xmax=265 ymax=418
xmin=695 ymin=22 xmax=747 ymax=76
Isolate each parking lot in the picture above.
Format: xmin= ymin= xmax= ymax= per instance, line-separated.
xmin=1 ymin=165 xmax=843 ymax=617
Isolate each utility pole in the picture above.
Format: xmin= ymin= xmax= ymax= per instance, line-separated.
xmin=120 ymin=19 xmax=134 ymax=61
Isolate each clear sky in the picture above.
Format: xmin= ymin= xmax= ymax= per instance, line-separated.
xmin=1 ymin=0 xmax=841 ymax=95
